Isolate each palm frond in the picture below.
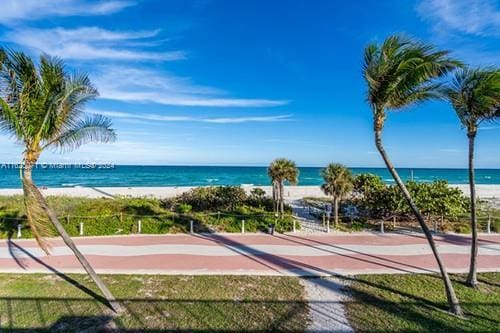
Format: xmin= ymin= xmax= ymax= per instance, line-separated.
xmin=363 ymin=34 xmax=461 ymax=113
xmin=321 ymin=163 xmax=354 ymax=198
xmin=22 ymin=180 xmax=54 ymax=254
xmin=44 ymin=114 xmax=116 ymax=152
xmin=268 ymin=158 xmax=299 ymax=185
xmin=443 ymin=67 xmax=500 ymax=131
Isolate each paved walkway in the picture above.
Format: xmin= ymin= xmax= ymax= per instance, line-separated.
xmin=302 ymin=277 xmax=353 ymax=333
xmin=1 ymin=233 xmax=499 ymax=275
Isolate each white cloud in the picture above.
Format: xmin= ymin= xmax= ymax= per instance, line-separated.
xmin=93 ymin=66 xmax=289 ymax=107
xmin=92 ymin=110 xmax=293 ymax=124
xmin=0 ymin=0 xmax=134 ymax=24
xmin=439 ymin=148 xmax=463 ymax=153
xmin=418 ymin=0 xmax=500 ymax=36
xmin=204 ymin=115 xmax=292 ymax=123
xmin=4 ymin=27 xmax=184 ymax=61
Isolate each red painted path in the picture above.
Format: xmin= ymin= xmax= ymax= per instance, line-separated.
xmin=1 ymin=233 xmax=499 ymax=276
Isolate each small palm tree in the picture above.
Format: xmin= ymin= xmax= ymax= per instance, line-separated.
xmin=363 ymin=35 xmax=463 ymax=315
xmin=443 ymin=67 xmax=500 ymax=288
xmin=0 ymin=49 xmax=121 ymax=312
xmin=267 ymin=158 xmax=299 ymax=217
xmin=321 ymin=163 xmax=353 ymax=227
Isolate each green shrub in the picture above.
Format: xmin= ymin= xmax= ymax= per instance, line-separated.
xmin=353 ymin=175 xmax=469 ymax=220
xmin=164 ymin=186 xmax=248 ymax=211
xmin=176 ymin=203 xmax=192 ymax=214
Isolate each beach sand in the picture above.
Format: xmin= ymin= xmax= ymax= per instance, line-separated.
xmin=0 ymin=184 xmax=499 ymax=202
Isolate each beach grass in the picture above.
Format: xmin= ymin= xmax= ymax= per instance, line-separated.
xmin=0 ymin=274 xmax=308 ymax=332
xmin=345 ymin=272 xmax=500 ymax=332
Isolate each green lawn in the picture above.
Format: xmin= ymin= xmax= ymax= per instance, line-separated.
xmin=346 ymin=272 xmax=500 ymax=333
xmin=0 ymin=274 xmax=308 ymax=332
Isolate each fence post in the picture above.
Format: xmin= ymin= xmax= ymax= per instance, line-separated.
xmin=326 ymin=218 xmax=330 ymax=233
xmin=241 ymin=219 xmax=245 ymax=233
xmin=17 ymin=224 xmax=22 ymax=238
xmin=433 ymin=219 xmax=438 ymax=233
xmin=190 ymin=220 xmax=194 ymax=233
xmin=67 ymin=215 xmax=70 ymax=224
xmin=217 ymin=211 xmax=220 ymax=223
xmin=380 ymin=220 xmax=384 ymax=234
xmin=120 ymin=212 xmax=123 ymax=224
xmin=79 ymin=222 xmax=84 ymax=236
xmin=393 ymin=216 xmax=396 ymax=228
xmin=293 ymin=219 xmax=296 ymax=233
xmin=322 ymin=214 xmax=326 ymax=227
xmin=487 ymin=214 xmax=491 ymax=234
xmin=138 ymin=220 xmax=142 ymax=234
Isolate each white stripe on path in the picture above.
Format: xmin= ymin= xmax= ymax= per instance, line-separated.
xmin=2 ymin=243 xmax=499 ymax=259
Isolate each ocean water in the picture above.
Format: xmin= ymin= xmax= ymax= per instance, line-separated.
xmin=0 ymin=165 xmax=499 ymax=189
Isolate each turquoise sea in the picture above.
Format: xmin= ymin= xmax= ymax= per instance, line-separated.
xmin=0 ymin=165 xmax=499 ymax=189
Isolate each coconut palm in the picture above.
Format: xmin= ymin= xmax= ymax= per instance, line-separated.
xmin=443 ymin=67 xmax=500 ymax=288
xmin=363 ymin=35 xmax=463 ymax=315
xmin=267 ymin=158 xmax=299 ymax=217
xmin=321 ymin=163 xmax=353 ymax=227
xmin=0 ymin=49 xmax=121 ymax=312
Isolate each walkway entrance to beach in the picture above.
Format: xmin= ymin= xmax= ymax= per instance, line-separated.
xmin=291 ymin=200 xmax=326 ymax=233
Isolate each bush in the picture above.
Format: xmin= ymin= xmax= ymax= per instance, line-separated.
xmin=176 ymin=203 xmax=192 ymax=214
xmin=353 ymin=174 xmax=469 ymax=220
xmin=164 ymin=186 xmax=248 ymax=211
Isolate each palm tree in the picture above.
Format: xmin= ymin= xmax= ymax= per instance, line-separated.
xmin=363 ymin=35 xmax=463 ymax=315
xmin=443 ymin=67 xmax=500 ymax=288
xmin=0 ymin=49 xmax=122 ymax=313
xmin=321 ymin=163 xmax=354 ymax=227
xmin=267 ymin=158 xmax=299 ymax=217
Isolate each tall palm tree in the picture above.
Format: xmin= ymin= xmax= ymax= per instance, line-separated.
xmin=321 ymin=163 xmax=354 ymax=227
xmin=363 ymin=35 xmax=463 ymax=315
xmin=443 ymin=67 xmax=500 ymax=288
xmin=0 ymin=49 xmax=122 ymax=313
xmin=267 ymin=158 xmax=299 ymax=217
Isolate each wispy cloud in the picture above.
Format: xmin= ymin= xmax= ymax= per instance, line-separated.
xmin=0 ymin=0 xmax=134 ymax=24
xmin=417 ymin=0 xmax=500 ymax=37
xmin=91 ymin=110 xmax=293 ymax=124
xmin=93 ymin=66 xmax=289 ymax=107
xmin=3 ymin=27 xmax=184 ymax=61
xmin=439 ymin=148 xmax=463 ymax=153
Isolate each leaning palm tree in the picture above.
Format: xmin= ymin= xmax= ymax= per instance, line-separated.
xmin=267 ymin=158 xmax=299 ymax=217
xmin=363 ymin=35 xmax=463 ymax=315
xmin=321 ymin=163 xmax=353 ymax=227
xmin=443 ymin=67 xmax=500 ymax=288
xmin=0 ymin=49 xmax=121 ymax=313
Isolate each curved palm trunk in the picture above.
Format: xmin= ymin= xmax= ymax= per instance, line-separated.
xmin=466 ymin=133 xmax=478 ymax=287
xmin=375 ymin=128 xmax=462 ymax=316
xmin=22 ymin=160 xmax=122 ymax=313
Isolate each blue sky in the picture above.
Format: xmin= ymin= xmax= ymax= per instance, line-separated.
xmin=0 ymin=0 xmax=499 ymax=167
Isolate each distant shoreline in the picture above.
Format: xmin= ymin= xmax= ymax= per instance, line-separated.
xmin=0 ymin=184 xmax=499 ymax=201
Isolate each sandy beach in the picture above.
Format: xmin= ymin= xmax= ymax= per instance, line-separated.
xmin=0 ymin=184 xmax=498 ymax=201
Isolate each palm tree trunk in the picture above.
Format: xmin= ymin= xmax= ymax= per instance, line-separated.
xmin=279 ymin=181 xmax=285 ymax=218
xmin=466 ymin=133 xmax=478 ymax=287
xmin=21 ymin=160 xmax=123 ymax=313
xmin=375 ymin=128 xmax=463 ymax=316
xmin=272 ymin=181 xmax=277 ymax=213
xmin=334 ymin=197 xmax=339 ymax=227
